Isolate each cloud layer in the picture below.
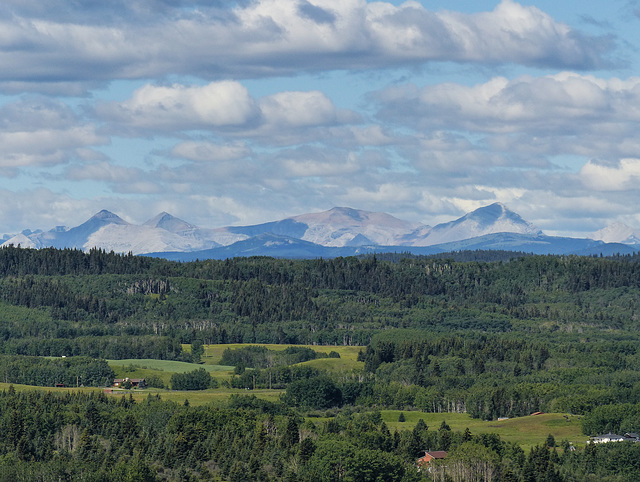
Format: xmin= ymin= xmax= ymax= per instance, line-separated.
xmin=0 ymin=0 xmax=612 ymax=94
xmin=0 ymin=1 xmax=639 ymax=238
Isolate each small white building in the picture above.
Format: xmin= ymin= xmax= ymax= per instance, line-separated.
xmin=589 ymin=432 xmax=640 ymax=444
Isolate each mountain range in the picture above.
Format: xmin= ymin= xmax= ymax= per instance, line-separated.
xmin=2 ymin=203 xmax=639 ymax=259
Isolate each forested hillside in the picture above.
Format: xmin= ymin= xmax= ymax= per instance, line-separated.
xmin=2 ymin=246 xmax=640 ymax=480
xmin=2 ymin=246 xmax=640 ymax=352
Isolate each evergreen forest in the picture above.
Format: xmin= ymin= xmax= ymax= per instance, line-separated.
xmin=1 ymin=245 xmax=640 ymax=480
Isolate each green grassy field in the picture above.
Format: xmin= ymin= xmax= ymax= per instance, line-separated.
xmin=110 ymin=343 xmax=364 ymax=385
xmin=0 ymin=380 xmax=284 ymax=406
xmin=198 ymin=343 xmax=364 ymax=365
xmin=3 ymin=345 xmax=586 ymax=451
xmin=0 ymin=380 xmax=584 ymax=449
xmin=379 ymin=411 xmax=583 ymax=452
xmin=109 ymin=387 xmax=286 ymax=406
xmin=108 ymin=358 xmax=235 ymax=386
xmin=109 ymin=358 xmax=233 ymax=373
xmin=298 ymin=356 xmax=364 ymax=372
xmin=0 ymin=381 xmax=103 ymax=395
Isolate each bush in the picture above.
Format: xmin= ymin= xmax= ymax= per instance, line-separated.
xmin=283 ymin=376 xmax=342 ymax=409
xmin=170 ymin=368 xmax=216 ymax=390
xmin=145 ymin=374 xmax=165 ymax=389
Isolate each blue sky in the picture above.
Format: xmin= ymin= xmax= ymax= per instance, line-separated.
xmin=1 ymin=0 xmax=640 ymax=237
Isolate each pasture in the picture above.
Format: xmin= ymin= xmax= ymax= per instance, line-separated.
xmin=380 ymin=410 xmax=583 ymax=452
xmin=196 ymin=343 xmax=364 ymax=365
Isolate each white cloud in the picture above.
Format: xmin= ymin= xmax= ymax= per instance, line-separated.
xmin=277 ymin=148 xmax=363 ymax=178
xmin=98 ymin=81 xmax=260 ymax=131
xmin=66 ymin=162 xmax=144 ymax=182
xmin=0 ymin=126 xmax=104 ymax=168
xmin=0 ymin=98 xmax=105 ymax=170
xmin=260 ymin=91 xmax=337 ymax=127
xmin=0 ymin=1 xmax=612 ymax=95
xmin=378 ymin=73 xmax=640 ymax=133
xmin=374 ymin=72 xmax=640 ymax=166
xmin=99 ymin=81 xmax=357 ymax=142
xmin=170 ymin=141 xmax=251 ymax=162
xmin=580 ymin=159 xmax=640 ymax=191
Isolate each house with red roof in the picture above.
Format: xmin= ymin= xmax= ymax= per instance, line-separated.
xmin=417 ymin=450 xmax=447 ymax=469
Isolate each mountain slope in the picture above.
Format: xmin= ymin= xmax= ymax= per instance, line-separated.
xmin=144 ymin=212 xmax=196 ymax=234
xmin=408 ymin=203 xmax=542 ymax=246
xmin=3 ymin=203 xmax=639 ymax=260
xmin=589 ymin=222 xmax=640 ymax=245
xmin=217 ymin=207 xmax=426 ymax=247
xmin=2 ymin=210 xmax=220 ymax=254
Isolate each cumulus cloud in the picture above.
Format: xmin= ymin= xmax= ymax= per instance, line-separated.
xmin=97 ymin=82 xmax=260 ymax=131
xmin=377 ymin=73 xmax=640 ymax=132
xmin=0 ymin=98 xmax=105 ymax=169
xmin=0 ymin=2 xmax=634 ymax=238
xmin=170 ymin=141 xmax=251 ymax=162
xmin=580 ymin=159 xmax=640 ymax=191
xmin=276 ymin=148 xmax=364 ymax=178
xmin=374 ymin=73 xmax=640 ymax=162
xmin=0 ymin=0 xmax=612 ymax=94
xmin=0 ymin=188 xmax=116 ymax=233
xmin=66 ymin=162 xmax=144 ymax=183
xmin=260 ymin=91 xmax=338 ymax=127
xmin=98 ymin=81 xmax=355 ymax=139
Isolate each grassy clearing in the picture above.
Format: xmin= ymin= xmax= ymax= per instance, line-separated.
xmin=199 ymin=343 xmax=364 ymax=365
xmin=104 ymin=387 xmax=285 ymax=407
xmin=380 ymin=411 xmax=584 ymax=452
xmin=298 ymin=357 xmax=363 ymax=372
xmin=108 ymin=359 xmax=235 ymax=386
xmin=0 ymin=379 xmax=584 ymax=449
xmin=0 ymin=380 xmax=284 ymax=407
xmin=0 ymin=381 xmax=103 ymax=394
xmin=108 ymin=358 xmax=233 ymax=373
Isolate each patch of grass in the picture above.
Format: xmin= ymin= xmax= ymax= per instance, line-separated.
xmin=0 ymin=382 xmax=103 ymax=394
xmin=0 ymin=380 xmax=283 ymax=407
xmin=108 ymin=359 xmax=235 ymax=386
xmin=108 ymin=358 xmax=233 ymax=373
xmin=380 ymin=411 xmax=583 ymax=452
xmin=104 ymin=387 xmax=285 ymax=407
xmin=298 ymin=357 xmax=364 ymax=373
xmin=199 ymin=343 xmax=363 ymax=365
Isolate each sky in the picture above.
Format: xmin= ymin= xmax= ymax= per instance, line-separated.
xmin=1 ymin=0 xmax=640 ymax=237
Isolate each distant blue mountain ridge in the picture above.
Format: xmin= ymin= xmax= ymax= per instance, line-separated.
xmin=2 ymin=203 xmax=638 ymax=259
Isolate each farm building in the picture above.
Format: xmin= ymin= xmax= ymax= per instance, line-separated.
xmin=113 ymin=377 xmax=146 ymax=388
xmin=417 ymin=450 xmax=448 ymax=468
xmin=588 ymin=433 xmax=640 ymax=444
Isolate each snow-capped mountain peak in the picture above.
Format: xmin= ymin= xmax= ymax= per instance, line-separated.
xmin=460 ymin=203 xmax=539 ymax=231
xmin=85 ymin=210 xmax=129 ymax=226
xmin=1 ymin=202 xmax=573 ymax=257
xmin=290 ymin=207 xmax=427 ymax=247
xmin=589 ymin=222 xmax=640 ymax=245
xmin=410 ymin=202 xmax=542 ymax=246
xmin=144 ymin=212 xmax=196 ymax=234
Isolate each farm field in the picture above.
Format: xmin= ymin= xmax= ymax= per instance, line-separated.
xmin=0 ymin=345 xmax=588 ymax=451
xmin=108 ymin=387 xmax=286 ymax=406
xmin=0 ymin=381 xmax=102 ymax=395
xmin=379 ymin=411 xmax=584 ymax=452
xmin=110 ymin=343 xmax=364 ymax=385
xmin=197 ymin=343 xmax=364 ymax=365
xmin=0 ymin=380 xmax=582 ymax=450
xmin=108 ymin=358 xmax=234 ymax=386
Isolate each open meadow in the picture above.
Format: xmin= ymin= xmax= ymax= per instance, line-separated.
xmin=196 ymin=343 xmax=364 ymax=365
xmin=380 ymin=410 xmax=583 ymax=452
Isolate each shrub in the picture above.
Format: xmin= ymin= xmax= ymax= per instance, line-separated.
xmin=170 ymin=368 xmax=215 ymax=390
